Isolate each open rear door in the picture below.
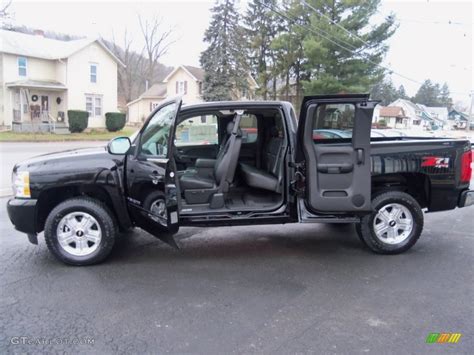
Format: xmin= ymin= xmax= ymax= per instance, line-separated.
xmin=296 ymin=94 xmax=376 ymax=213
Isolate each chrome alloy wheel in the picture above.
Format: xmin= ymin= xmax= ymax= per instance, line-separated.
xmin=150 ymin=199 xmax=167 ymax=218
xmin=372 ymin=203 xmax=413 ymax=245
xmin=56 ymin=212 xmax=102 ymax=257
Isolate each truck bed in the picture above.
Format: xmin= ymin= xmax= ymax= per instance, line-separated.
xmin=369 ymin=137 xmax=471 ymax=211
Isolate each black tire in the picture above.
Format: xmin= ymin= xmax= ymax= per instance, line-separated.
xmin=356 ymin=191 xmax=424 ymax=254
xmin=44 ymin=197 xmax=117 ymax=266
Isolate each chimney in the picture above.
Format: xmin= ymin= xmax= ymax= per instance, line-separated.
xmin=34 ymin=29 xmax=45 ymax=37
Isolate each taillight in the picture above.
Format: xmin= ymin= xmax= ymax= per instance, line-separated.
xmin=460 ymin=149 xmax=472 ymax=183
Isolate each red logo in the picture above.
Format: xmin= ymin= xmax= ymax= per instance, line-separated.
xmin=422 ymin=157 xmax=450 ymax=168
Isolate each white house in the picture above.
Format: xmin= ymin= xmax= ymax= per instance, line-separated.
xmin=0 ymin=29 xmax=124 ymax=131
xmin=127 ymin=65 xmax=204 ymax=125
xmin=388 ymin=99 xmax=424 ymax=128
xmin=374 ymin=106 xmax=409 ymax=128
xmin=421 ymin=105 xmax=448 ymax=127
xmin=127 ymin=65 xmax=259 ymax=125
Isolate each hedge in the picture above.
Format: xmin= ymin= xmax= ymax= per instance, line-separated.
xmin=105 ymin=112 xmax=126 ymax=132
xmin=67 ymin=110 xmax=89 ymax=133
xmin=377 ymin=119 xmax=387 ymax=128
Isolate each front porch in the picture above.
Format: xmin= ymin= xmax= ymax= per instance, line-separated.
xmin=7 ymin=80 xmax=70 ymax=134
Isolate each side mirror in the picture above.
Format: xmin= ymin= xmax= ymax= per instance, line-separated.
xmin=107 ymin=136 xmax=132 ymax=155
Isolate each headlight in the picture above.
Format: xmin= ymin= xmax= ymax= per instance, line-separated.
xmin=12 ymin=171 xmax=31 ymax=198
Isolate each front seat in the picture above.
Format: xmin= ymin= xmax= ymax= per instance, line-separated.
xmin=180 ymin=120 xmax=243 ymax=194
xmin=239 ymin=126 xmax=284 ymax=192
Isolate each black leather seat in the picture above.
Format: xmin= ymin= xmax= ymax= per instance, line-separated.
xmin=240 ymin=127 xmax=283 ymax=192
xmin=180 ymin=121 xmax=243 ymax=193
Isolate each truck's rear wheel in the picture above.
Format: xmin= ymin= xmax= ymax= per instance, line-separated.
xmin=44 ymin=197 xmax=117 ymax=265
xmin=356 ymin=191 xmax=424 ymax=254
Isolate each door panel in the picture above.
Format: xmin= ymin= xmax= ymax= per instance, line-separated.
xmin=297 ymin=94 xmax=376 ymax=213
xmin=126 ymin=98 xmax=182 ymax=246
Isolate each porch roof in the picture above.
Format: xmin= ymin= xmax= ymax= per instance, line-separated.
xmin=6 ymin=80 xmax=67 ymax=91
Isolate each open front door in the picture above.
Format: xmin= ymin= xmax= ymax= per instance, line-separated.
xmin=296 ymin=94 xmax=376 ymax=213
xmin=126 ymin=97 xmax=182 ymax=247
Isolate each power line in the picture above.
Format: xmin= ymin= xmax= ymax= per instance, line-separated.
xmin=262 ymin=1 xmax=356 ymax=54
xmin=375 ymin=9 xmax=474 ymax=26
xmin=300 ymin=0 xmax=371 ymax=48
xmin=255 ymin=0 xmax=470 ymax=96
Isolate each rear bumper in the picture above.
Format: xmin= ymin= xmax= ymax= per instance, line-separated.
xmin=458 ymin=190 xmax=474 ymax=208
xmin=7 ymin=198 xmax=37 ymax=234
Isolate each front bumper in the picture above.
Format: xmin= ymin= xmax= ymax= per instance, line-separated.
xmin=458 ymin=190 xmax=474 ymax=208
xmin=7 ymin=198 xmax=38 ymax=235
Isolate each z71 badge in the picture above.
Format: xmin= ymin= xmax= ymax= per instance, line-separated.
xmin=421 ymin=156 xmax=450 ymax=168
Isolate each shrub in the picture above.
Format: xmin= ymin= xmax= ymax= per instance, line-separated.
xmin=67 ymin=110 xmax=89 ymax=133
xmin=377 ymin=119 xmax=387 ymax=128
xmin=105 ymin=112 xmax=126 ymax=132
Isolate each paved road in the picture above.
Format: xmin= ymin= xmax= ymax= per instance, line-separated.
xmin=1 ymin=196 xmax=473 ymax=354
xmin=0 ymin=142 xmax=105 ymax=196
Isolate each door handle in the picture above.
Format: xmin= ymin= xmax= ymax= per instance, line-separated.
xmin=356 ymin=148 xmax=365 ymax=165
xmin=147 ymin=157 xmax=169 ymax=164
xmin=317 ymin=163 xmax=353 ymax=174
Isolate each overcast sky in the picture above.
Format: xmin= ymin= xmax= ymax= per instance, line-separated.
xmin=6 ymin=0 xmax=474 ymax=105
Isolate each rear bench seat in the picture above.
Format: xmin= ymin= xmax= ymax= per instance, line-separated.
xmin=239 ymin=127 xmax=283 ymax=192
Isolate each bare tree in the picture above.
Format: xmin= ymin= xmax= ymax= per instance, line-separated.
xmin=1 ymin=0 xmax=13 ymax=26
xmin=109 ymin=29 xmax=146 ymax=103
xmin=138 ymin=15 xmax=174 ymax=82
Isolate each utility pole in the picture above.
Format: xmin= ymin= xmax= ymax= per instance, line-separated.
xmin=467 ymin=90 xmax=474 ymax=132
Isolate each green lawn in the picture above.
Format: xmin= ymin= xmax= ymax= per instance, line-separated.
xmin=0 ymin=127 xmax=138 ymax=142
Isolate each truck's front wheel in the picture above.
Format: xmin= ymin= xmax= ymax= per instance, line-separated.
xmin=44 ymin=197 xmax=117 ymax=265
xmin=356 ymin=191 xmax=424 ymax=254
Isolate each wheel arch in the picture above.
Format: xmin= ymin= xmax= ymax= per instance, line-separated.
xmin=371 ymin=172 xmax=430 ymax=209
xmin=36 ymin=184 xmax=132 ymax=233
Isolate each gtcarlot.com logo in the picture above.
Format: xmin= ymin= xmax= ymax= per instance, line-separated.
xmin=426 ymin=333 xmax=462 ymax=344
xmin=10 ymin=336 xmax=95 ymax=346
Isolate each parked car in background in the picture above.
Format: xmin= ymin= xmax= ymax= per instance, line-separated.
xmin=371 ymin=129 xmax=408 ymax=137
xmin=312 ymin=129 xmax=352 ymax=139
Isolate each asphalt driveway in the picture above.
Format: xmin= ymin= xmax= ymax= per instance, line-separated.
xmin=1 ymin=196 xmax=473 ymax=354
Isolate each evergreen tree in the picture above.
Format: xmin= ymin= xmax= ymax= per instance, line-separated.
xmin=413 ymin=80 xmax=442 ymax=106
xmin=302 ymin=0 xmax=397 ymax=94
xmin=200 ymin=0 xmax=248 ymax=101
xmin=243 ymin=0 xmax=279 ymax=99
xmin=370 ymin=78 xmax=398 ymax=105
xmin=439 ymin=82 xmax=453 ymax=109
xmin=271 ymin=1 xmax=310 ymax=105
xmin=396 ymin=85 xmax=408 ymax=100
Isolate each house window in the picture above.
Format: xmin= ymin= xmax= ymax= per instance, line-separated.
xmin=94 ymin=97 xmax=102 ymax=116
xmin=18 ymin=57 xmax=27 ymax=77
xmin=175 ymin=81 xmax=187 ymax=94
xmin=149 ymin=102 xmax=160 ymax=112
xmin=85 ymin=94 xmax=102 ymax=117
xmin=90 ymin=64 xmax=97 ymax=83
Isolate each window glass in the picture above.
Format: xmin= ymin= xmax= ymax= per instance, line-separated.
xmin=90 ymin=64 xmax=97 ymax=83
xmin=140 ymin=102 xmax=177 ymax=157
xmin=85 ymin=95 xmax=102 ymax=117
xmin=240 ymin=114 xmax=258 ymax=143
xmin=312 ymin=103 xmax=354 ymax=142
xmin=94 ymin=97 xmax=102 ymax=116
xmin=175 ymin=115 xmax=218 ymax=146
xmin=86 ymin=96 xmax=93 ymax=116
xmin=18 ymin=57 xmax=27 ymax=76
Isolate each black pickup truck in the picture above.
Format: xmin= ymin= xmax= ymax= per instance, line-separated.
xmin=7 ymin=94 xmax=473 ymax=265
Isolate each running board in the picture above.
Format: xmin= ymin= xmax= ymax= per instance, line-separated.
xmin=298 ymin=198 xmax=361 ymax=223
